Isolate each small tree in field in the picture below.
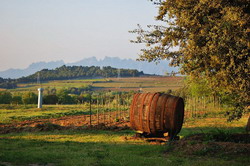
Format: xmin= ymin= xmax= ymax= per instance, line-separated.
xmin=0 ymin=91 xmax=12 ymax=104
xmin=12 ymin=96 xmax=23 ymax=105
xmin=131 ymin=0 xmax=249 ymax=120
xmin=57 ymin=89 xmax=76 ymax=104
xmin=22 ymin=92 xmax=38 ymax=105
xmin=43 ymin=94 xmax=58 ymax=104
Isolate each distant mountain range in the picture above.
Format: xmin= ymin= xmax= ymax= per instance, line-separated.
xmin=0 ymin=61 xmax=65 ymax=79
xmin=0 ymin=56 xmax=179 ymax=79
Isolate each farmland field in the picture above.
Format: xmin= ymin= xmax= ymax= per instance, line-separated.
xmin=0 ymin=110 xmax=249 ymax=166
xmin=10 ymin=76 xmax=184 ymax=94
xmin=0 ymin=76 xmax=249 ymax=166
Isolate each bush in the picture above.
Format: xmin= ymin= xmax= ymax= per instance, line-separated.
xmin=0 ymin=91 xmax=12 ymax=104
xmin=11 ymin=96 xmax=23 ymax=105
xmin=22 ymin=92 xmax=38 ymax=104
xmin=57 ymin=89 xmax=77 ymax=104
xmin=43 ymin=94 xmax=58 ymax=104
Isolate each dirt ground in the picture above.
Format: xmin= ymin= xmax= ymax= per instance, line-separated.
xmin=0 ymin=111 xmax=130 ymax=134
xmin=165 ymin=133 xmax=250 ymax=157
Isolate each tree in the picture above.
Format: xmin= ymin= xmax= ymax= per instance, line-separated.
xmin=0 ymin=91 xmax=12 ymax=104
xmin=22 ymin=92 xmax=38 ymax=104
xmin=0 ymin=77 xmax=17 ymax=89
xmin=12 ymin=96 xmax=23 ymax=105
xmin=185 ymin=77 xmax=213 ymax=97
xmin=77 ymin=93 xmax=92 ymax=104
xmin=57 ymin=89 xmax=76 ymax=104
xmin=43 ymin=95 xmax=58 ymax=104
xmin=16 ymin=66 xmax=144 ymax=83
xmin=131 ymin=0 xmax=249 ymax=119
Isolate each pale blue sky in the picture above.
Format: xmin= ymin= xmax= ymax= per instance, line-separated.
xmin=0 ymin=0 xmax=159 ymax=71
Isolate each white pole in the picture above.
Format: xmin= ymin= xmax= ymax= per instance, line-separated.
xmin=38 ymin=88 xmax=44 ymax=108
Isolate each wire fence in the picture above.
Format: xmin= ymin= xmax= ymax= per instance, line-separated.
xmin=86 ymin=92 xmax=224 ymax=126
xmin=184 ymin=96 xmax=223 ymax=120
xmin=85 ymin=92 xmax=132 ymax=126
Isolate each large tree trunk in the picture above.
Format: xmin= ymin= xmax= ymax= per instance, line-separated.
xmin=246 ymin=116 xmax=250 ymax=132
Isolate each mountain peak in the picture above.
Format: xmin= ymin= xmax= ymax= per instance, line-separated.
xmin=0 ymin=56 xmax=179 ymax=79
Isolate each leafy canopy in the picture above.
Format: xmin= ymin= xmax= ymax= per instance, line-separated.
xmin=131 ymin=0 xmax=250 ymax=118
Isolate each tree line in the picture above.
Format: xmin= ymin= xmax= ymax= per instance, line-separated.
xmin=0 ymin=65 xmax=145 ymax=89
xmin=0 ymin=77 xmax=17 ymax=89
xmin=0 ymin=86 xmax=134 ymax=105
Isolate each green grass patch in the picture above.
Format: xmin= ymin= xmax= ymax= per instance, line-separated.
xmin=0 ymin=104 xmax=125 ymax=124
xmin=1 ymin=128 xmax=249 ymax=166
xmin=0 ymin=105 xmax=88 ymax=123
xmin=0 ymin=130 xmax=166 ymax=166
xmin=0 ymin=116 xmax=249 ymax=166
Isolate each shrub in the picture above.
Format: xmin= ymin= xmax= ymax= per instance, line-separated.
xmin=22 ymin=92 xmax=38 ymax=104
xmin=0 ymin=91 xmax=12 ymax=104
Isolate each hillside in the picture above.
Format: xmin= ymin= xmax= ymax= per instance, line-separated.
xmin=18 ymin=65 xmax=144 ymax=83
xmin=0 ymin=66 xmax=146 ymax=89
xmin=0 ymin=57 xmax=178 ymax=79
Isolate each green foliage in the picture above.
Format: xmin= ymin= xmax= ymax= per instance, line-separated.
xmin=0 ymin=91 xmax=12 ymax=104
xmin=45 ymin=86 xmax=57 ymax=95
xmin=57 ymin=89 xmax=77 ymax=104
xmin=131 ymin=0 xmax=249 ymax=119
xmin=17 ymin=65 xmax=144 ymax=83
xmin=173 ymin=76 xmax=216 ymax=98
xmin=172 ymin=82 xmax=189 ymax=99
xmin=68 ymin=85 xmax=93 ymax=95
xmin=43 ymin=94 xmax=58 ymax=104
xmin=22 ymin=92 xmax=38 ymax=104
xmin=77 ymin=93 xmax=91 ymax=104
xmin=218 ymin=92 xmax=248 ymax=121
xmin=185 ymin=77 xmax=213 ymax=97
xmin=0 ymin=66 xmax=144 ymax=89
xmin=11 ymin=96 xmax=23 ymax=105
xmin=174 ymin=76 xmax=248 ymax=120
xmin=0 ymin=77 xmax=17 ymax=89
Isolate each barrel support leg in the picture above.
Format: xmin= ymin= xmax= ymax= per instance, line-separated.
xmin=169 ymin=130 xmax=180 ymax=140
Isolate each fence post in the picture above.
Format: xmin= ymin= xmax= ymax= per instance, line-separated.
xmin=115 ymin=94 xmax=118 ymax=121
xmin=109 ymin=94 xmax=111 ymax=124
xmin=103 ymin=93 xmax=105 ymax=124
xmin=97 ymin=96 xmax=99 ymax=125
xmin=89 ymin=93 xmax=92 ymax=126
xmin=127 ymin=93 xmax=129 ymax=118
xmin=119 ymin=93 xmax=121 ymax=121
xmin=122 ymin=94 xmax=125 ymax=120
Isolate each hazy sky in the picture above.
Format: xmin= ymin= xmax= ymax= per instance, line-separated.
xmin=0 ymin=0 xmax=159 ymax=71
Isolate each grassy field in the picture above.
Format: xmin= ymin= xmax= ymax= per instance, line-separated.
xmin=0 ymin=116 xmax=249 ymax=166
xmin=0 ymin=104 xmax=131 ymax=127
xmin=10 ymin=76 xmax=184 ymax=94
xmin=12 ymin=79 xmax=101 ymax=93
xmin=0 ymin=105 xmax=90 ymax=124
xmin=1 ymin=77 xmax=249 ymax=166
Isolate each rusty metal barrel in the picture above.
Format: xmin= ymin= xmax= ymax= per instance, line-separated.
xmin=130 ymin=93 xmax=184 ymax=137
